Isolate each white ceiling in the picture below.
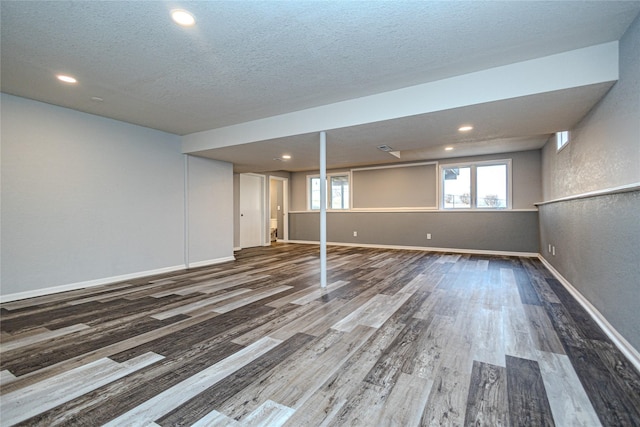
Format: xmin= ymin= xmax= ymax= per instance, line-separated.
xmin=2 ymin=1 xmax=639 ymax=172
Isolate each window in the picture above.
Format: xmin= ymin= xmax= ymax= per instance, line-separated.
xmin=441 ymin=160 xmax=511 ymax=209
xmin=557 ymin=130 xmax=569 ymax=151
xmin=308 ymin=174 xmax=350 ymax=210
xmin=442 ymin=166 xmax=471 ymax=208
xmin=330 ymin=175 xmax=349 ymax=209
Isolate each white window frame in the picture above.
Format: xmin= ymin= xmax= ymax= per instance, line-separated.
xmin=439 ymin=159 xmax=512 ymax=210
xmin=556 ymin=130 xmax=570 ymax=152
xmin=307 ymin=172 xmax=351 ymax=211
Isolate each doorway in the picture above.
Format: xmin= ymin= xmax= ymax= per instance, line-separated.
xmin=269 ymin=177 xmax=289 ymax=242
xmin=239 ymin=173 xmax=265 ymax=248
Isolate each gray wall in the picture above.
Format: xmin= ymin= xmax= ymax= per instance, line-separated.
xmin=291 ymin=211 xmax=539 ymax=253
xmin=1 ymin=94 xmax=233 ymax=298
xmin=352 ymin=163 xmax=437 ymax=208
xmin=289 ymin=150 xmax=541 ymax=253
xmin=187 ymin=156 xmax=234 ymax=265
xmin=539 ymin=15 xmax=640 ymax=352
xmin=290 ymin=150 xmax=541 ymax=211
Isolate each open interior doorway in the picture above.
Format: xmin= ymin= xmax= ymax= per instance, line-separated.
xmin=269 ymin=177 xmax=288 ymax=242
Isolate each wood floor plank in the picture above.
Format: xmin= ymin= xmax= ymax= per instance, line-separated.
xmin=364 ymin=317 xmax=431 ymax=387
xmin=1 ymin=314 xmax=180 ymax=376
xmin=505 ymin=355 xmax=555 ymax=426
xmin=102 ymin=336 xmax=283 ymax=426
xmin=0 ymin=311 xmax=221 ymax=396
xmin=22 ymin=340 xmax=245 ymax=426
xmin=212 ymin=285 xmax=293 ymax=313
xmin=156 ymin=332 xmax=314 ymax=426
xmin=2 ymin=352 xmax=163 ymax=425
xmin=472 ymin=307 xmax=506 ymax=367
xmin=0 ymin=369 xmax=17 ymax=384
xmin=221 ymin=325 xmax=376 ymax=421
xmin=420 ymin=311 xmax=474 ymax=426
xmin=513 ymin=267 xmax=542 ymax=306
xmin=464 ymin=361 xmax=509 ymax=427
xmin=332 ymin=290 xmax=415 ymax=332
xmin=523 ymin=304 xmax=565 ymax=354
xmin=503 ymin=305 xmax=538 ymax=361
xmin=545 ymin=278 xmax=610 ymax=342
xmin=289 ymin=280 xmax=351 ymax=306
xmin=564 ymin=344 xmax=640 ymax=426
xmin=0 ymin=323 xmax=90 ymax=353
xmin=536 ymin=350 xmax=602 ymax=427
xmin=379 ymin=373 xmax=433 ymax=426
xmin=282 ymin=320 xmax=406 ymax=426
xmin=188 ymin=410 xmax=239 ymax=427
xmin=241 ymin=400 xmax=295 ymax=427
xmin=150 ymin=288 xmax=252 ymax=320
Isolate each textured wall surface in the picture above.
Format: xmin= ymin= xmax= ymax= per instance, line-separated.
xmin=1 ymin=94 xmax=184 ymax=295
xmin=539 ymin=191 xmax=640 ymax=350
xmin=539 ymin=15 xmax=640 ymax=353
xmin=187 ymin=156 xmax=234 ymax=265
xmin=290 ymin=211 xmax=539 ymax=253
xmin=542 ymin=17 xmax=639 ymax=199
xmin=1 ymin=95 xmax=235 ymax=298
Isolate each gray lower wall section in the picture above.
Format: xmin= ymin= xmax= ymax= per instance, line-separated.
xmin=290 ymin=211 xmax=539 ymax=253
xmin=539 ymin=190 xmax=640 ymax=352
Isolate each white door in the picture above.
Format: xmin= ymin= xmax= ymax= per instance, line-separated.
xmin=240 ymin=174 xmax=264 ymax=248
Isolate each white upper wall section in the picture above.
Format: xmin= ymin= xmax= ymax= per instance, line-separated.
xmin=182 ymin=42 xmax=619 ymax=153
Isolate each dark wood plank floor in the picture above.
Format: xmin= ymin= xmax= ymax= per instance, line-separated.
xmin=1 ymin=243 xmax=639 ymax=426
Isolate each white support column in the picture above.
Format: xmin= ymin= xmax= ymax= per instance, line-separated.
xmin=319 ymin=131 xmax=327 ymax=288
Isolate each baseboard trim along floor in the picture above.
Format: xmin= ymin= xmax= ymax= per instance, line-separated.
xmin=287 ymin=239 xmax=539 ymax=258
xmin=538 ymin=255 xmax=640 ymax=373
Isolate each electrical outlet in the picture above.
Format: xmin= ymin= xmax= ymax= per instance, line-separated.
xmin=353 ymin=231 xmax=357 ymax=237
xmin=427 ymin=233 xmax=432 ymax=240
xmin=552 ymin=246 xmax=556 ymax=256
xmin=548 ymin=244 xmax=552 ymax=253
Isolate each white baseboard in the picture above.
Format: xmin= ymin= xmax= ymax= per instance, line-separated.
xmin=1 ymin=255 xmax=238 ymax=303
xmin=539 ymin=256 xmax=640 ymax=373
xmin=233 ymin=247 xmax=242 ymax=252
xmin=0 ymin=265 xmax=185 ymax=303
xmin=188 ymin=256 xmax=235 ymax=268
xmin=286 ymin=240 xmax=538 ymax=258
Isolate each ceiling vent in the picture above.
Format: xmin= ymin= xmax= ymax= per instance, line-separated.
xmin=377 ymin=144 xmax=394 ymax=152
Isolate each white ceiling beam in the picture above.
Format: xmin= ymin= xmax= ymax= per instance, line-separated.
xmin=182 ymin=42 xmax=618 ymax=154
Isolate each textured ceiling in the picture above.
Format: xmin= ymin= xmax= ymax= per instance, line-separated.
xmin=1 ymin=1 xmax=639 ymax=171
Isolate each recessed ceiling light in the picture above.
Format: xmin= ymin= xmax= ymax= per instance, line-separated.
xmin=445 ymin=147 xmax=454 ymax=151
xmin=56 ymin=74 xmax=77 ymax=84
xmin=171 ymin=9 xmax=195 ymax=26
xmin=458 ymin=125 xmax=473 ymax=132
xmin=281 ymin=155 xmax=292 ymax=160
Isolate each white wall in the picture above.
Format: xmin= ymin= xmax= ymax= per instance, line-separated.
xmin=1 ymin=94 xmax=234 ymax=299
xmin=187 ymin=155 xmax=234 ymax=266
